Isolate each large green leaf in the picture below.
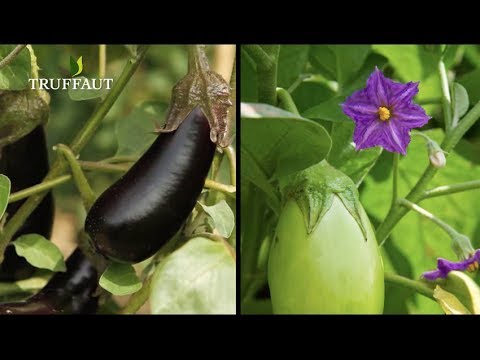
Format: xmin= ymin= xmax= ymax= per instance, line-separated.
xmin=361 ymin=129 xmax=480 ymax=314
xmin=151 ymin=237 xmax=235 ymax=314
xmin=291 ymin=76 xmax=335 ymax=113
xmin=372 ymin=45 xmax=440 ymax=82
xmin=241 ymin=102 xmax=331 ymax=181
xmin=327 ymin=121 xmax=382 ymax=186
xmin=302 ymin=96 xmax=350 ymax=122
xmin=277 ymin=45 xmax=309 ymax=89
xmin=309 ymin=45 xmax=371 ymax=87
xmin=0 ymin=45 xmax=31 ymax=90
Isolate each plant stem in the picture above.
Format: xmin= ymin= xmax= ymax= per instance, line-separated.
xmin=224 ymin=146 xmax=236 ymax=187
xmin=242 ymin=45 xmax=273 ymax=68
xmin=439 ymin=58 xmax=453 ymax=131
xmin=99 ymin=44 xmax=106 ymax=79
xmin=244 ymin=45 xmax=279 ymax=105
xmin=376 ymin=99 xmax=480 ymax=246
xmin=276 ymin=87 xmax=299 ymax=115
xmin=54 ymin=144 xmax=96 ymax=211
xmin=79 ymin=161 xmax=130 ymax=173
xmin=100 ymin=155 xmax=138 ymax=164
xmin=9 ymin=175 xmax=71 ymax=203
xmin=119 ymin=275 xmax=152 ymax=314
xmin=384 ymin=272 xmax=434 ymax=299
xmin=0 ymin=46 xmax=149 ymax=263
xmin=204 ymin=179 xmax=236 ymax=198
xmin=0 ymin=45 xmax=26 ymax=71
xmin=391 ymin=153 xmax=399 ymax=209
xmin=421 ymin=180 xmax=480 ymax=200
xmin=397 ymin=198 xmax=458 ymax=238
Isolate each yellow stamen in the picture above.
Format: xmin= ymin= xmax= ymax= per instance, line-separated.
xmin=467 ymin=262 xmax=479 ymax=272
xmin=378 ymin=106 xmax=391 ymax=121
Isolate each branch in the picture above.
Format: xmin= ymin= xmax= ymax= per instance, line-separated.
xmin=0 ymin=45 xmax=26 ymax=71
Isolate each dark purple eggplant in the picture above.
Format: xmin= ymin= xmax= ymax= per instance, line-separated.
xmin=0 ymin=126 xmax=54 ymax=281
xmin=85 ymin=106 xmax=216 ymax=263
xmin=0 ymin=249 xmax=98 ymax=314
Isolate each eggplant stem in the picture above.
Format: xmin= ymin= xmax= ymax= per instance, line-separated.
xmin=54 ymin=144 xmax=96 ymax=212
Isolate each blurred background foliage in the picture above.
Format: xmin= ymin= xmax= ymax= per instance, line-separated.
xmin=241 ymin=44 xmax=480 ymax=314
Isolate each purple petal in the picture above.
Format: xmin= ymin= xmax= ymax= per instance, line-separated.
xmin=353 ymin=116 xmax=384 ymax=150
xmin=392 ymin=103 xmax=431 ymax=128
xmin=342 ymin=101 xmax=377 ymax=118
xmin=365 ymin=67 xmax=389 ymax=107
xmin=437 ymin=258 xmax=467 ymax=272
xmin=382 ymin=122 xmax=410 ymax=155
xmin=422 ymin=250 xmax=480 ymax=281
xmin=390 ymin=82 xmax=420 ymax=107
xmin=473 ymin=249 xmax=480 ymax=262
xmin=341 ymin=88 xmax=377 ymax=119
xmin=422 ymin=269 xmax=445 ymax=281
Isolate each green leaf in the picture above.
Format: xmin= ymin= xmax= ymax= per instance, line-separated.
xmin=452 ymin=82 xmax=469 ymax=125
xmin=241 ymin=102 xmax=331 ymax=180
xmin=291 ymin=76 xmax=336 ymax=113
xmin=199 ymin=200 xmax=235 ymax=238
xmin=0 ymin=45 xmax=31 ymax=90
xmin=68 ymin=76 xmax=109 ymax=101
xmin=277 ymin=45 xmax=309 ymax=89
xmin=327 ymin=121 xmax=382 ymax=186
xmin=115 ymin=101 xmax=167 ymax=156
xmin=151 ymin=237 xmax=236 ymax=314
xmin=433 ymin=285 xmax=470 ymax=314
xmin=309 ymin=45 xmax=371 ymax=87
xmin=13 ymin=234 xmax=66 ymax=272
xmin=302 ymin=96 xmax=351 ymax=122
xmin=99 ymin=262 xmax=142 ymax=296
xmin=0 ymin=174 xmax=11 ymax=219
xmin=362 ymin=129 xmax=480 ymax=313
xmin=439 ymin=271 xmax=480 ymax=314
xmin=372 ymin=45 xmax=439 ymax=81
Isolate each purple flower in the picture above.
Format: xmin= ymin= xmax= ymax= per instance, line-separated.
xmin=341 ymin=67 xmax=431 ymax=155
xmin=422 ymin=249 xmax=480 ymax=281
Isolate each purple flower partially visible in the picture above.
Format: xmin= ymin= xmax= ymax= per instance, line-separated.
xmin=341 ymin=67 xmax=431 ymax=155
xmin=422 ymin=249 xmax=480 ymax=281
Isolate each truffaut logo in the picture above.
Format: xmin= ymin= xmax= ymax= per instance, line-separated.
xmin=29 ymin=55 xmax=113 ymax=91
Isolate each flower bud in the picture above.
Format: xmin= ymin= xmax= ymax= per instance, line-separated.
xmin=427 ymin=140 xmax=447 ymax=168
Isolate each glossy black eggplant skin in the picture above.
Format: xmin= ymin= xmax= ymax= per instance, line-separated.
xmin=85 ymin=107 xmax=216 ymax=263
xmin=0 ymin=249 xmax=98 ymax=314
xmin=0 ymin=126 xmax=54 ymax=281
